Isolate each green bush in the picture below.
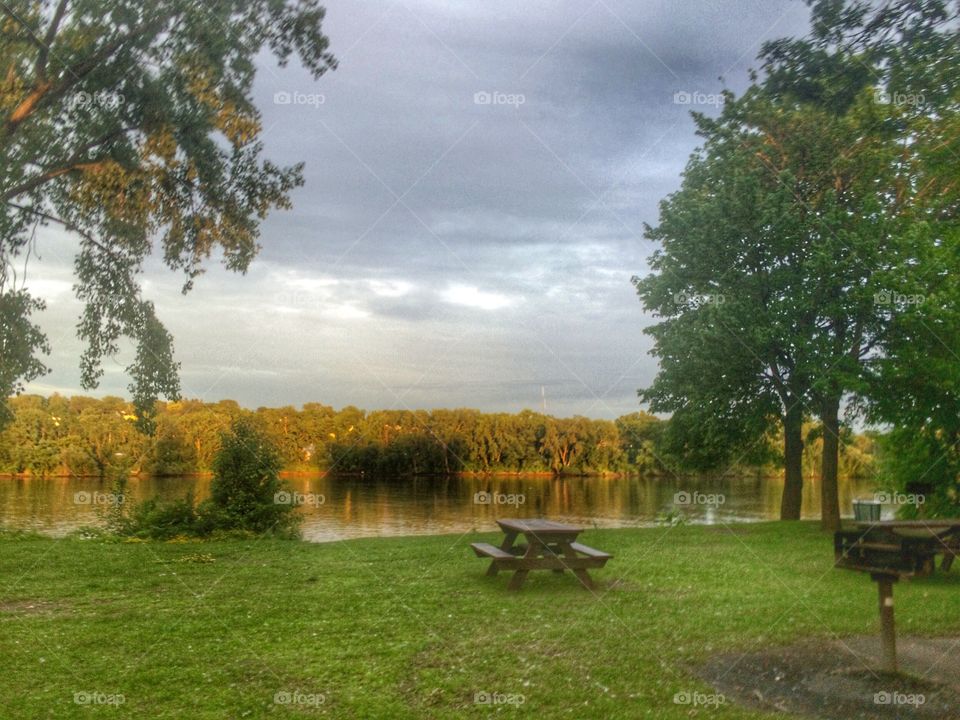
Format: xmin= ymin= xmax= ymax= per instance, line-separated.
xmin=204 ymin=419 xmax=300 ymax=536
xmin=121 ymin=493 xmax=202 ymax=540
xmin=116 ymin=418 xmax=300 ymax=539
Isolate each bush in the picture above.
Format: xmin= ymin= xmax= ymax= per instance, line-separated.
xmin=121 ymin=493 xmax=202 ymax=540
xmin=116 ymin=418 xmax=300 ymax=539
xmin=204 ymin=419 xmax=300 ymax=536
xmin=878 ymin=427 xmax=960 ymax=518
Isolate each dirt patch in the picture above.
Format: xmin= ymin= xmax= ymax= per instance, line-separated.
xmin=699 ymin=636 xmax=960 ymax=719
xmin=0 ymin=598 xmax=69 ymax=616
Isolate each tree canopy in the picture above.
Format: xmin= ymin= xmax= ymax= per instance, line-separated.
xmin=1 ymin=0 xmax=336 ymax=429
xmin=635 ymin=0 xmax=960 ymax=527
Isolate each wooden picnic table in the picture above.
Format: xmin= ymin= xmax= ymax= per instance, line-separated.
xmin=470 ymin=519 xmax=611 ymax=590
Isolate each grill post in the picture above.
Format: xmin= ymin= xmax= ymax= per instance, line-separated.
xmin=872 ymin=573 xmax=898 ymax=673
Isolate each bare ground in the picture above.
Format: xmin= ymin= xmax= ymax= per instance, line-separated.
xmin=699 ymin=636 xmax=960 ymax=719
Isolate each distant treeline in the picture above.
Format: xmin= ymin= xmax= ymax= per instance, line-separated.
xmin=0 ymin=395 xmax=877 ymax=479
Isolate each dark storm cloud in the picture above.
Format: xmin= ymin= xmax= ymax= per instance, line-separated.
xmin=25 ymin=0 xmax=812 ymax=417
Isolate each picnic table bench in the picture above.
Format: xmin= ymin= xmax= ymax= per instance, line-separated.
xmin=471 ymin=519 xmax=612 ymax=590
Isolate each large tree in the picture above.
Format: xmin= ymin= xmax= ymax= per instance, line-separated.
xmin=637 ymin=0 xmax=958 ymax=530
xmin=758 ymin=0 xmax=960 ymax=525
xmin=635 ymin=95 xmax=823 ymax=522
xmin=0 ymin=0 xmax=336 ymax=429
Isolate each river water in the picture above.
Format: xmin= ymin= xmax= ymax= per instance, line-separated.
xmin=0 ymin=473 xmax=880 ymax=542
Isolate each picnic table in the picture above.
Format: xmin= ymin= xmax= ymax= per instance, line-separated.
xmin=470 ymin=519 xmax=611 ymax=590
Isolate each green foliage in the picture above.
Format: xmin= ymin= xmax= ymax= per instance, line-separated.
xmin=2 ymin=393 xmax=886 ymax=481
xmin=877 ymin=428 xmax=960 ymax=518
xmin=0 ymin=288 xmax=49 ymax=427
xmin=205 ymin=419 xmax=298 ymax=536
xmin=0 ymin=0 xmax=337 ymax=427
xmin=118 ymin=492 xmax=202 ymax=540
xmin=117 ymin=419 xmax=299 ymax=538
xmin=0 ymin=395 xmax=682 ymax=477
xmin=635 ymin=0 xmax=960 ymax=525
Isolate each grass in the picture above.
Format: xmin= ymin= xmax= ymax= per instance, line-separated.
xmin=1 ymin=522 xmax=959 ymax=719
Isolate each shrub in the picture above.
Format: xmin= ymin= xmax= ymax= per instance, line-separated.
xmin=203 ymin=419 xmax=300 ymax=536
xmin=115 ymin=418 xmax=300 ymax=539
xmin=122 ymin=493 xmax=202 ymax=540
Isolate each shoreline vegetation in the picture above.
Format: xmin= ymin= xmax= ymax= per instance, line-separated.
xmin=0 ymin=468 xmax=786 ymax=481
xmin=0 ymin=394 xmax=876 ymax=481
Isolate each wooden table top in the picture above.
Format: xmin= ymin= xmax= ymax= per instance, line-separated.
xmin=496 ymin=518 xmax=584 ymax=534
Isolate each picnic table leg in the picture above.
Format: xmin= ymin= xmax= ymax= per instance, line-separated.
xmin=560 ymin=541 xmax=594 ymax=590
xmin=943 ymin=553 xmax=955 ymax=572
xmin=487 ymin=531 xmax=520 ymax=577
xmin=548 ymin=544 xmax=564 ymax=573
xmin=507 ymin=538 xmax=543 ymax=591
xmin=507 ymin=569 xmax=529 ymax=590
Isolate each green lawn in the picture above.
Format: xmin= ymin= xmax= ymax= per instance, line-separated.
xmin=2 ymin=522 xmax=959 ymax=719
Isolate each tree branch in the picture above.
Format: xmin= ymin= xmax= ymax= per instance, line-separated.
xmin=3 ymin=17 xmax=164 ymax=139
xmin=36 ymin=0 xmax=70 ymax=79
xmin=5 ymin=201 xmax=117 ymax=261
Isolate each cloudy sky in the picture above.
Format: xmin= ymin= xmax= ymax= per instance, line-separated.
xmin=24 ymin=0 xmax=813 ymax=419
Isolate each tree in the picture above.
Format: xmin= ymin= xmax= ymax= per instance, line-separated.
xmin=757 ymin=0 xmax=960 ymax=527
xmin=62 ymin=395 xmax=143 ymax=476
xmin=0 ymin=0 xmax=336 ymax=429
xmin=636 ymin=0 xmax=958 ymax=530
xmin=635 ymin=96 xmax=822 ymax=521
xmin=0 ymin=394 xmax=62 ymax=473
xmin=206 ymin=418 xmax=298 ymax=535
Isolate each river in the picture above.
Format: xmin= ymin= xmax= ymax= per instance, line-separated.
xmin=0 ymin=473 xmax=881 ymax=541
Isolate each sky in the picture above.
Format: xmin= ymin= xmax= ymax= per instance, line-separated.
xmin=23 ymin=0 xmax=814 ymax=419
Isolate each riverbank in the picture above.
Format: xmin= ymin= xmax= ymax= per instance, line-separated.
xmin=3 ymin=522 xmax=958 ymax=718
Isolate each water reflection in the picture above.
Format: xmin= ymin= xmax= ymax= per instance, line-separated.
xmin=0 ymin=473 xmax=880 ymax=542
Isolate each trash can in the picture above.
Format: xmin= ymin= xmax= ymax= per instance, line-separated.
xmin=853 ymin=498 xmax=882 ymax=522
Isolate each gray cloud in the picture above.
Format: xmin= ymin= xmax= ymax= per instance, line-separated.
xmin=22 ymin=0 xmax=811 ymax=418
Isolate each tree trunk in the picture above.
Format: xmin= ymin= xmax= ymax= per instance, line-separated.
xmin=820 ymin=396 xmax=842 ymax=532
xmin=781 ymin=404 xmax=804 ymax=520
